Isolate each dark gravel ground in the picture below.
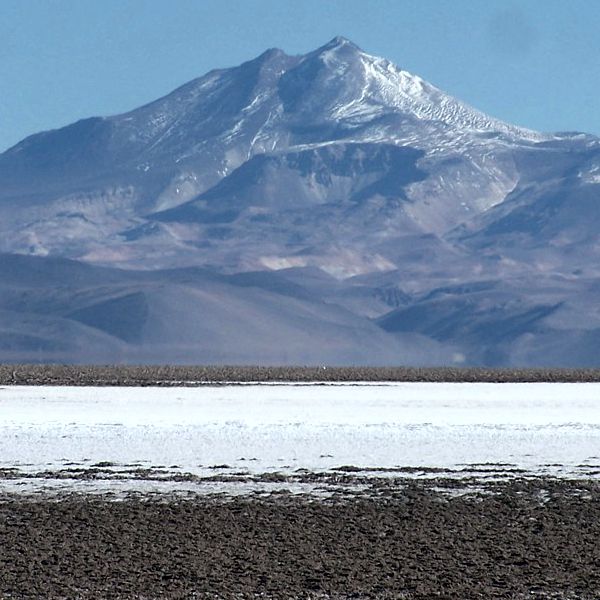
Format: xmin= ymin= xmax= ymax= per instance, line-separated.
xmin=2 ymin=364 xmax=600 ymax=385
xmin=1 ymin=478 xmax=599 ymax=599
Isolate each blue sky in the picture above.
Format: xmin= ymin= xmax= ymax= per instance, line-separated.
xmin=0 ymin=0 xmax=599 ymax=151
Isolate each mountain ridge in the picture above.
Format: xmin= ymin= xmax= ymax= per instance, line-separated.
xmin=0 ymin=38 xmax=599 ymax=365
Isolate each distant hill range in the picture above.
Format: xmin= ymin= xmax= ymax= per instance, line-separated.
xmin=1 ymin=37 xmax=599 ymax=366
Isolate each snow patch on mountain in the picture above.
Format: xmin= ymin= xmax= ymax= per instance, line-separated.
xmin=317 ymin=38 xmax=544 ymax=142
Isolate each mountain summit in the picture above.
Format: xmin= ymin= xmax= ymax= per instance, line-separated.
xmin=0 ymin=39 xmax=599 ymax=365
xmin=0 ymin=36 xmax=554 ymax=266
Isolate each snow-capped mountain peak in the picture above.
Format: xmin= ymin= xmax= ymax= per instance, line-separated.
xmin=1 ymin=37 xmax=544 ymax=178
xmin=245 ymin=36 xmax=544 ymax=148
xmin=0 ymin=37 xmax=580 ymax=268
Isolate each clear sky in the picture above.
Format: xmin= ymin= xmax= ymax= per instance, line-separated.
xmin=1 ymin=0 xmax=599 ymax=151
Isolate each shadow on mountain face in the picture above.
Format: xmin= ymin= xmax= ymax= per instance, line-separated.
xmin=278 ymin=38 xmax=366 ymax=117
xmin=376 ymin=279 xmax=569 ymax=366
xmin=152 ymin=143 xmax=426 ymax=227
xmin=0 ymin=118 xmax=114 ymax=184
xmin=67 ymin=293 xmax=149 ymax=343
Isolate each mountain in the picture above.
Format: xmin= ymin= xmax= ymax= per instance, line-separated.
xmin=0 ymin=37 xmax=598 ymax=365
xmin=0 ymin=254 xmax=454 ymax=365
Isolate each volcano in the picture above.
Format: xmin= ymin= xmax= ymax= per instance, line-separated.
xmin=0 ymin=38 xmax=599 ymax=366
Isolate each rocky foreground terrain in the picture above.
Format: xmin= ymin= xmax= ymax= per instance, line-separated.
xmin=0 ymin=477 xmax=599 ymax=599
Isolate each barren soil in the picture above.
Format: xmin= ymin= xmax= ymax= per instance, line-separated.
xmin=1 ymin=478 xmax=599 ymax=599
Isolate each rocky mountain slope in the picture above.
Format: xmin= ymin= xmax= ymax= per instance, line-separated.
xmin=0 ymin=37 xmax=598 ymax=365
